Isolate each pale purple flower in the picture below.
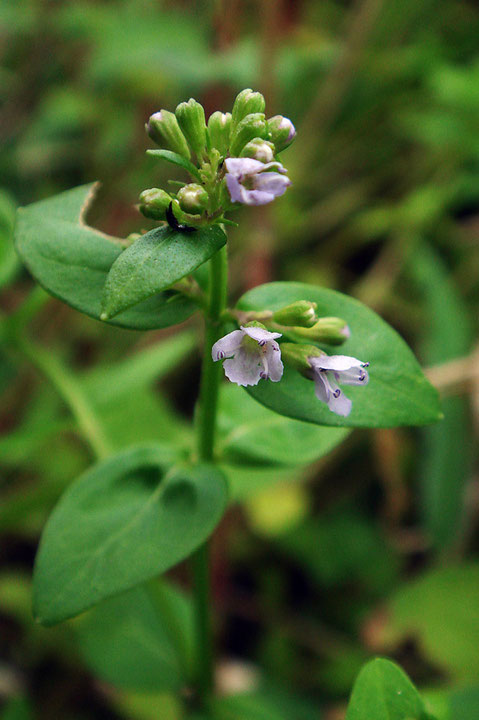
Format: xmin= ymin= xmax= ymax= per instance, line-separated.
xmin=225 ymin=158 xmax=291 ymax=206
xmin=212 ymin=325 xmax=283 ymax=386
xmin=278 ymin=116 xmax=296 ymax=142
xmin=308 ymin=354 xmax=370 ymax=417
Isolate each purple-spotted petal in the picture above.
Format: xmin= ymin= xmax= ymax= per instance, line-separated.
xmin=211 ymin=329 xmax=244 ymax=361
xmin=264 ymin=341 xmax=283 ymax=382
xmin=223 ymin=347 xmax=262 ymax=386
xmin=241 ymin=325 xmax=282 ymax=343
xmin=327 ymin=389 xmax=352 ymax=417
xmin=338 ymin=367 xmax=370 ymax=386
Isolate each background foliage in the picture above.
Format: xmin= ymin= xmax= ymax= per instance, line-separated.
xmin=1 ymin=0 xmax=478 ymax=718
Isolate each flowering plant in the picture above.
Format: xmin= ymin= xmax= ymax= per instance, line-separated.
xmin=13 ymin=89 xmax=441 ymax=715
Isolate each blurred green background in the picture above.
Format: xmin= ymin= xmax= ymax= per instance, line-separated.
xmin=1 ymin=1 xmax=479 ymax=718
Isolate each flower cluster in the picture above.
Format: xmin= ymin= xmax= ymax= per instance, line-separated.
xmin=139 ymin=89 xmax=295 ymax=229
xmin=212 ymin=302 xmax=370 ymax=417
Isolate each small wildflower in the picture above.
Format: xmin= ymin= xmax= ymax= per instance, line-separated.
xmin=225 ymin=158 xmax=291 ymax=206
xmin=212 ymin=324 xmax=283 ymax=386
xmin=308 ymin=355 xmax=369 ymax=417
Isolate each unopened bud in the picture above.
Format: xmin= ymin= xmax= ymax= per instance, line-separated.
xmin=207 ymin=112 xmax=232 ymax=156
xmin=273 ymin=301 xmax=318 ymax=328
xmin=230 ymin=113 xmax=267 ymax=157
xmin=175 ymin=98 xmax=207 ymax=157
xmin=292 ymin=317 xmax=351 ymax=346
xmin=231 ymin=89 xmax=266 ymax=128
xmin=177 ymin=183 xmax=209 ymax=214
xmin=280 ymin=343 xmax=324 ymax=377
xmin=146 ymin=110 xmax=191 ymax=159
xmin=240 ymin=137 xmax=275 ymax=163
xmin=267 ymin=115 xmax=296 ymax=153
xmin=139 ymin=188 xmax=171 ymax=220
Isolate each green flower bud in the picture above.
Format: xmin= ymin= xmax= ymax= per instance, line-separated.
xmin=207 ymin=112 xmax=232 ymax=156
xmin=231 ymin=89 xmax=266 ymax=128
xmin=139 ymin=188 xmax=171 ymax=220
xmin=230 ymin=113 xmax=267 ymax=157
xmin=272 ymin=301 xmax=318 ymax=328
xmin=177 ymin=183 xmax=209 ymax=214
xmin=267 ymin=115 xmax=296 ymax=153
xmin=240 ymin=137 xmax=275 ymax=163
xmin=280 ymin=343 xmax=324 ymax=377
xmin=291 ymin=317 xmax=351 ymax=346
xmin=146 ymin=110 xmax=191 ymax=159
xmin=175 ymin=98 xmax=207 ymax=158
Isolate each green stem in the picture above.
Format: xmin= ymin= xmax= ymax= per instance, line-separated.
xmin=191 ymin=243 xmax=228 ymax=706
xmin=15 ymin=334 xmax=112 ymax=461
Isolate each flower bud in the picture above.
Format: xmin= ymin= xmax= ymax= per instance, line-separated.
xmin=230 ymin=113 xmax=267 ymax=157
xmin=207 ymin=112 xmax=232 ymax=156
xmin=280 ymin=343 xmax=323 ymax=376
xmin=177 ymin=183 xmax=209 ymax=214
xmin=146 ymin=110 xmax=191 ymax=159
xmin=231 ymin=89 xmax=266 ymax=128
xmin=240 ymin=137 xmax=275 ymax=163
xmin=273 ymin=301 xmax=318 ymax=328
xmin=175 ymin=98 xmax=207 ymax=158
xmin=138 ymin=188 xmax=171 ymax=220
xmin=267 ymin=115 xmax=296 ymax=153
xmin=291 ymin=317 xmax=351 ymax=346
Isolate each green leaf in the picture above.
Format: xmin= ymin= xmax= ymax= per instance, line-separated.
xmin=146 ymin=149 xmax=202 ymax=182
xmin=237 ymin=282 xmax=441 ymax=428
xmin=0 ymin=188 xmax=20 ymax=288
xmin=101 ymin=224 xmax=226 ymax=319
xmin=381 ymin=564 xmax=479 ymax=682
xmin=14 ymin=184 xmax=197 ymax=330
xmin=1 ymin=697 xmax=33 ymax=720
xmin=214 ymin=684 xmax=322 ymax=720
xmin=218 ymin=383 xmax=349 ymax=467
xmin=75 ymin=582 xmax=193 ymax=692
xmin=346 ymin=658 xmax=429 ymax=720
xmin=33 ymin=444 xmax=228 ymax=625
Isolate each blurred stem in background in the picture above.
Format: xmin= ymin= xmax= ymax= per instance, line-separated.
xmin=191 ymin=243 xmax=228 ymax=707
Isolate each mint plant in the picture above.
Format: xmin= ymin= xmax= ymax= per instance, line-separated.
xmin=14 ymin=89 xmax=442 ymax=716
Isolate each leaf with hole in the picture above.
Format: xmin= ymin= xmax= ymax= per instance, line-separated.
xmin=14 ymin=183 xmax=197 ymax=329
xmin=237 ymin=282 xmax=441 ymax=428
xmin=33 ymin=444 xmax=228 ymax=624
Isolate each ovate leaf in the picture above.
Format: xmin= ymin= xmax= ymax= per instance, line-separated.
xmin=346 ymin=658 xmax=430 ymax=720
xmin=218 ymin=383 xmax=349 ymax=467
xmin=14 ymin=184 xmax=196 ymax=329
xmin=75 ymin=582 xmax=194 ymax=691
xmin=101 ymin=223 xmax=226 ymax=319
xmin=237 ymin=282 xmax=441 ymax=428
xmin=33 ymin=445 xmax=228 ymax=624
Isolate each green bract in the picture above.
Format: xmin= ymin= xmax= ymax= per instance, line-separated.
xmin=14 ymin=184 xmax=197 ymax=330
xmin=33 ymin=444 xmax=228 ymax=625
xmin=237 ymin=282 xmax=442 ymax=428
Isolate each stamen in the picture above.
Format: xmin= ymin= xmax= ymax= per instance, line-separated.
xmin=258 ymin=340 xmax=266 ymax=347
xmin=362 ymin=362 xmax=370 ymax=368
xmin=333 ymin=389 xmax=341 ymax=398
xmin=359 ymin=371 xmax=366 ymax=381
xmin=260 ymin=371 xmax=268 ymax=379
xmin=217 ymin=351 xmax=225 ymax=360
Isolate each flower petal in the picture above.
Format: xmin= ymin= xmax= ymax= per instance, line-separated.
xmin=211 ymin=330 xmax=244 ymax=361
xmin=223 ymin=347 xmax=262 ymax=386
xmin=241 ymin=325 xmax=282 ymax=343
xmin=327 ymin=389 xmax=352 ymax=417
xmin=226 ymin=174 xmax=249 ymax=203
xmin=313 ymin=373 xmax=330 ymax=403
xmin=254 ymin=172 xmax=291 ymax=198
xmin=310 ymin=354 xmax=366 ymax=372
xmin=225 ymin=158 xmax=265 ymax=175
xmin=263 ymin=341 xmax=283 ymax=382
xmin=338 ymin=367 xmax=370 ymax=386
